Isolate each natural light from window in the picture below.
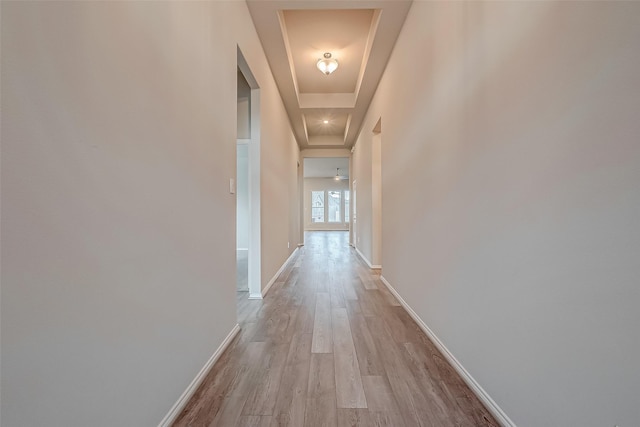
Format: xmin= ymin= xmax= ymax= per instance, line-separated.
xmin=311 ymin=191 xmax=325 ymax=222
xmin=344 ymin=190 xmax=350 ymax=223
xmin=328 ymin=191 xmax=341 ymax=222
xmin=310 ymin=190 xmax=350 ymax=224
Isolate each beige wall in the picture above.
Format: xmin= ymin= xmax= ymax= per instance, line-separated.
xmin=234 ymin=2 xmax=301 ymax=293
xmin=0 ymin=2 xmax=298 ymax=426
xmin=237 ymin=144 xmax=249 ymax=249
xmin=304 ymin=178 xmax=350 ymax=231
xmin=355 ymin=1 xmax=640 ymax=426
xmin=237 ymin=70 xmax=251 ymax=140
xmin=258 ymin=87 xmax=301 ymax=289
xmin=352 ymin=128 xmax=373 ymax=263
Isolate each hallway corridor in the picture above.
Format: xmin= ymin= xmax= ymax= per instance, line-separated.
xmin=174 ymin=231 xmax=498 ymax=427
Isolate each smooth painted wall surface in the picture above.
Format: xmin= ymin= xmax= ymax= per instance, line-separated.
xmin=352 ymin=127 xmax=373 ymax=264
xmin=1 ymin=2 xmax=298 ymax=426
xmin=356 ymin=2 xmax=640 ymax=426
xmin=256 ymin=72 xmax=300 ymax=291
xmin=237 ymin=70 xmax=251 ymax=140
xmin=371 ymin=132 xmax=382 ymax=266
xmin=235 ymin=7 xmax=301 ymax=291
xmin=237 ymin=98 xmax=250 ymax=140
xmin=237 ymin=144 xmax=249 ymax=249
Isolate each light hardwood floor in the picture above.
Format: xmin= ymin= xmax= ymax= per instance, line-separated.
xmin=173 ymin=231 xmax=499 ymax=427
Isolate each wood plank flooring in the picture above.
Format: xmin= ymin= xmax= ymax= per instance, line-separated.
xmin=173 ymin=231 xmax=499 ymax=427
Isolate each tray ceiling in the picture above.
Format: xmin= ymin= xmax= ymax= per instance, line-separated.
xmin=247 ymin=0 xmax=412 ymax=149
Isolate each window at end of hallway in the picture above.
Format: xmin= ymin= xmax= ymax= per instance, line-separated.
xmin=344 ymin=190 xmax=350 ymax=223
xmin=312 ymin=191 xmax=325 ymax=222
xmin=328 ymin=191 xmax=341 ymax=223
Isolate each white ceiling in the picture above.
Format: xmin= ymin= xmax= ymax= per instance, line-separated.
xmin=304 ymin=157 xmax=349 ymax=178
xmin=247 ymin=0 xmax=412 ymax=150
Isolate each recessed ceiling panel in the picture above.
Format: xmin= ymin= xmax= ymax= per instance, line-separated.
xmin=305 ymin=112 xmax=349 ymax=137
xmin=247 ymin=0 xmax=412 ymax=148
xmin=282 ymin=9 xmax=374 ymax=94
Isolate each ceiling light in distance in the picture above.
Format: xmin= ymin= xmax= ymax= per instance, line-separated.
xmin=317 ymin=53 xmax=338 ymax=75
xmin=323 ymin=120 xmax=329 ymax=124
xmin=335 ymin=168 xmax=341 ymax=181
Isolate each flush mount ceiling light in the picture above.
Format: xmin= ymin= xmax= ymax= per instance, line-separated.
xmin=317 ymin=53 xmax=338 ymax=75
xmin=323 ymin=120 xmax=329 ymax=124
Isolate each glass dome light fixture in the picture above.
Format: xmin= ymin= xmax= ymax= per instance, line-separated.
xmin=317 ymin=52 xmax=338 ymax=75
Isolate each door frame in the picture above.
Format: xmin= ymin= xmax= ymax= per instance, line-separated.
xmin=237 ymin=47 xmax=262 ymax=300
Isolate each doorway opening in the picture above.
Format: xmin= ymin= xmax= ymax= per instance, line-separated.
xmin=237 ymin=48 xmax=262 ymax=311
xmin=351 ymin=178 xmax=357 ymax=248
xmin=301 ymin=157 xmax=351 ymax=246
xmin=372 ymin=118 xmax=382 ymax=268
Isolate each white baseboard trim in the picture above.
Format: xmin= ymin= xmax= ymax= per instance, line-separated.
xmin=248 ymin=293 xmax=263 ymax=299
xmin=378 ymin=275 xmax=516 ymax=427
xmin=158 ymin=323 xmax=241 ymax=427
xmin=354 ymin=247 xmax=381 ymax=269
xmin=261 ymin=247 xmax=299 ymax=298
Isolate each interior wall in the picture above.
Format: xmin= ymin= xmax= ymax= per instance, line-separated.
xmin=355 ymin=2 xmax=640 ymax=426
xmin=0 ymin=2 xmax=298 ymax=426
xmin=237 ymin=69 xmax=250 ymax=251
xmin=371 ymin=130 xmax=382 ymax=267
xmin=237 ymin=69 xmax=251 ymax=140
xmin=235 ymin=12 xmax=301 ymax=292
xmin=304 ymin=178 xmax=350 ymax=231
xmin=237 ymin=98 xmax=250 ymax=140
xmin=236 ymin=144 xmax=249 ymax=249
xmin=351 ymin=129 xmax=373 ymax=265
xmin=256 ymin=75 xmax=300 ymax=292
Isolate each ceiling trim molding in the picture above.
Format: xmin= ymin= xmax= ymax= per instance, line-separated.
xmin=247 ymin=0 xmax=412 ymax=149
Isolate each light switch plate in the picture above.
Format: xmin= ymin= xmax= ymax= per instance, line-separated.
xmin=229 ymin=178 xmax=236 ymax=194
